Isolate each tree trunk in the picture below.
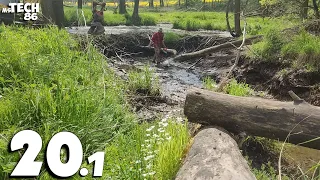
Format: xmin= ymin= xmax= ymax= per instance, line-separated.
xmin=175 ymin=128 xmax=256 ymax=180
xmin=184 ymin=88 xmax=320 ymax=150
xmin=119 ymin=0 xmax=127 ymax=14
xmin=234 ymin=0 xmax=241 ymax=36
xmin=160 ymin=0 xmax=164 ymax=7
xmin=185 ymin=0 xmax=187 ymax=8
xmin=52 ymin=0 xmax=64 ymax=28
xmin=41 ymin=0 xmax=56 ymax=23
xmin=178 ymin=0 xmax=180 ymax=6
xmin=149 ymin=0 xmax=154 ymax=8
xmin=301 ymin=0 xmax=309 ymax=19
xmin=132 ymin=0 xmax=140 ymax=25
xmin=78 ymin=0 xmax=82 ymax=9
xmin=41 ymin=0 xmax=64 ymax=28
xmin=172 ymin=36 xmax=262 ymax=61
xmin=313 ymin=0 xmax=320 ymax=19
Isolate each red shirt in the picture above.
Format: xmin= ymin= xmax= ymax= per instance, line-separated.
xmin=151 ymin=32 xmax=164 ymax=47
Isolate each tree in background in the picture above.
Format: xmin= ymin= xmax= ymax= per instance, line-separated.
xmin=149 ymin=0 xmax=154 ymax=8
xmin=226 ymin=0 xmax=241 ymax=37
xmin=312 ymin=0 xmax=319 ymax=18
xmin=301 ymin=0 xmax=309 ymax=19
xmin=234 ymin=0 xmax=241 ymax=36
xmin=41 ymin=0 xmax=64 ymax=28
xmin=119 ymin=0 xmax=127 ymax=14
xmin=160 ymin=0 xmax=164 ymax=7
xmin=132 ymin=0 xmax=140 ymax=25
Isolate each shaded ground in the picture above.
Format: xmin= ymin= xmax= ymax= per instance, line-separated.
xmin=73 ymin=27 xmax=320 ymax=178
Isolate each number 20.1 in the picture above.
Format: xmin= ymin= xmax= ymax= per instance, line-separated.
xmin=10 ymin=130 xmax=105 ymax=177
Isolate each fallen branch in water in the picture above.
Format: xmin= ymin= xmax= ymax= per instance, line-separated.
xmin=171 ymin=35 xmax=261 ymax=62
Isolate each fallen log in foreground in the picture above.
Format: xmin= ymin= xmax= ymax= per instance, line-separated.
xmin=173 ymin=35 xmax=262 ymax=61
xmin=184 ymin=88 xmax=320 ymax=150
xmin=175 ymin=128 xmax=256 ymax=180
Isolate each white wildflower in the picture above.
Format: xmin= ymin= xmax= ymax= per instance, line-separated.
xmin=158 ymin=128 xmax=165 ymax=133
xmin=153 ymin=134 xmax=159 ymax=138
xmin=144 ymin=155 xmax=154 ymax=161
xmin=166 ymin=136 xmax=172 ymax=141
xmin=146 ymin=164 xmax=152 ymax=169
xmin=146 ymin=134 xmax=151 ymax=137
xmin=146 ymin=126 xmax=155 ymax=132
xmin=148 ymin=172 xmax=156 ymax=175
xmin=135 ymin=160 xmax=141 ymax=164
xmin=161 ymin=122 xmax=168 ymax=127
xmin=177 ymin=117 xmax=183 ymax=122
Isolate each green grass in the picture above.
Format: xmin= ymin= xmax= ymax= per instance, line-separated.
xmin=0 ymin=25 xmax=189 ymax=179
xmin=249 ymin=28 xmax=320 ymax=71
xmin=128 ymin=66 xmax=160 ymax=96
xmin=202 ymin=76 xmax=216 ymax=91
xmin=203 ymin=77 xmax=253 ymax=97
xmin=64 ymin=7 xmax=156 ymax=26
xmin=281 ymin=30 xmax=320 ymax=71
xmin=63 ymin=6 xmax=295 ymax=35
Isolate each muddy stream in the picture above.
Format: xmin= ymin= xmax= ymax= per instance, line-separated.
xmin=69 ymin=25 xmax=320 ymax=178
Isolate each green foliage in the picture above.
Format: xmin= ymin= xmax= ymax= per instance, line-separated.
xmin=140 ymin=14 xmax=157 ymax=25
xmin=100 ymin=118 xmax=189 ymax=179
xmin=202 ymin=76 xmax=216 ymax=91
xmin=128 ymin=66 xmax=160 ymax=95
xmin=249 ymin=29 xmax=285 ymax=61
xmin=164 ymin=32 xmax=183 ymax=45
xmin=282 ymin=31 xmax=320 ymax=71
xmin=0 ymin=26 xmax=189 ymax=179
xmin=223 ymin=79 xmax=253 ymax=97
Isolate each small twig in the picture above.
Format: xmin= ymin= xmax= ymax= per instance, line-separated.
xmin=188 ymin=58 xmax=202 ymax=70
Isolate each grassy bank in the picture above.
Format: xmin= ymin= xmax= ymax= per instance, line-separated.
xmin=248 ymin=28 xmax=320 ymax=71
xmin=0 ymin=25 xmax=189 ymax=179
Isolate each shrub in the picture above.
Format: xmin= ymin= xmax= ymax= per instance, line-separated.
xmin=141 ymin=15 xmax=157 ymax=26
xmin=249 ymin=29 xmax=285 ymax=61
xmin=164 ymin=32 xmax=183 ymax=45
xmin=186 ymin=20 xmax=200 ymax=31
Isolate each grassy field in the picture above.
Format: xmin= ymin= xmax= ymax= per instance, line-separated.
xmin=0 ymin=25 xmax=190 ymax=179
xmin=64 ymin=6 xmax=296 ymax=34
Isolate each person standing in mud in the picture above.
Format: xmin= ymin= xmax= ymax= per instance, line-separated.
xmin=88 ymin=1 xmax=106 ymax=35
xmin=149 ymin=28 xmax=167 ymax=64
